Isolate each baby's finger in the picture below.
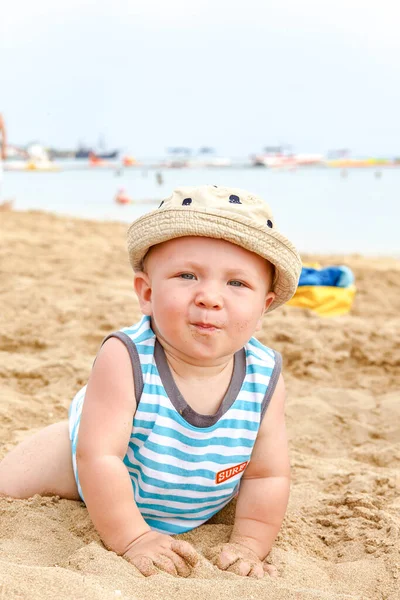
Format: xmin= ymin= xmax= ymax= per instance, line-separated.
xmin=152 ymin=553 xmax=178 ymax=576
xmin=263 ymin=563 xmax=278 ymax=577
xmin=214 ymin=550 xmax=238 ymax=570
xmin=228 ymin=559 xmax=252 ymax=577
xmin=130 ymin=555 xmax=158 ymax=577
xmin=171 ymin=540 xmax=199 ymax=567
xmin=248 ymin=563 xmax=264 ymax=579
xmin=165 ymin=549 xmax=192 ymax=578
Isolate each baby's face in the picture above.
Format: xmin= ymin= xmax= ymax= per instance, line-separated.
xmin=134 ymin=237 xmax=275 ymax=365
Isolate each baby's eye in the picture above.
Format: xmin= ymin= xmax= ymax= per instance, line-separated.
xmin=228 ymin=280 xmax=246 ymax=287
xmin=178 ymin=273 xmax=196 ymax=280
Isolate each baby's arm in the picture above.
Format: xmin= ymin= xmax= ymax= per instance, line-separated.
xmin=211 ymin=374 xmax=290 ymax=578
xmin=77 ymin=338 xmax=198 ymax=577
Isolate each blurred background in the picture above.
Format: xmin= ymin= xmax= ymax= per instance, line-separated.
xmin=1 ymin=0 xmax=399 ymax=255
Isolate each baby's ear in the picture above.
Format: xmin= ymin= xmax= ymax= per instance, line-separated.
xmin=255 ymin=292 xmax=276 ymax=331
xmin=134 ymin=272 xmax=153 ymax=315
xmin=264 ymin=291 xmax=276 ymax=312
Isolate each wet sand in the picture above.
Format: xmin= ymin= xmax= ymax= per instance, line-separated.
xmin=0 ymin=210 xmax=399 ymax=599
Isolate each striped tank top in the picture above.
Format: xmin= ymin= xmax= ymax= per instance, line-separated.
xmin=69 ymin=315 xmax=281 ymax=534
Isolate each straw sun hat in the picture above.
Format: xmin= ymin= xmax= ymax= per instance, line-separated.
xmin=127 ymin=185 xmax=302 ymax=311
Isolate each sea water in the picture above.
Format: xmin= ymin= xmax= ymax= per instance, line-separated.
xmin=2 ymin=164 xmax=399 ymax=257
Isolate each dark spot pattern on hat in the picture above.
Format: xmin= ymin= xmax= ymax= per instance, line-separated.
xmin=267 ymin=219 xmax=273 ymax=228
xmin=229 ymin=194 xmax=242 ymax=204
xmin=182 ymin=198 xmax=192 ymax=206
xmin=158 ymin=200 xmax=164 ymax=208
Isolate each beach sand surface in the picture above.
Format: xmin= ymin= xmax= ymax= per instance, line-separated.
xmin=0 ymin=211 xmax=399 ymax=600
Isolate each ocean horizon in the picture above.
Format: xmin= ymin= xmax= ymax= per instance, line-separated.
xmin=3 ymin=164 xmax=399 ymax=257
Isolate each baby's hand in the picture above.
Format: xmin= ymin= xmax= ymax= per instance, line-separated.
xmin=123 ymin=530 xmax=199 ymax=577
xmin=209 ymin=542 xmax=278 ymax=579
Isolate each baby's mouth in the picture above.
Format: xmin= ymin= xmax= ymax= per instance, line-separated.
xmin=191 ymin=322 xmax=220 ymax=333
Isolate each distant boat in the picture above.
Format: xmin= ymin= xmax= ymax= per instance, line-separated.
xmin=75 ymin=147 xmax=119 ymax=159
xmin=94 ymin=150 xmax=119 ymax=159
xmin=252 ymin=146 xmax=323 ymax=168
xmin=6 ymin=144 xmax=60 ymax=171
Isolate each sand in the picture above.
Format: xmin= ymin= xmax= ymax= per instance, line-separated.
xmin=0 ymin=209 xmax=399 ymax=600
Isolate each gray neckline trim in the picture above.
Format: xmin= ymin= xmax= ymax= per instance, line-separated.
xmin=154 ymin=340 xmax=246 ymax=428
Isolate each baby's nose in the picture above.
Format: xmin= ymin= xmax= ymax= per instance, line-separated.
xmin=195 ymin=284 xmax=223 ymax=309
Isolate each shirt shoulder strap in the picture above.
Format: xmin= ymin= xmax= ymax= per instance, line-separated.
xmin=101 ymin=331 xmax=144 ymax=405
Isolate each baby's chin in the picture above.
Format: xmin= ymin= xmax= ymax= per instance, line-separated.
xmin=176 ymin=340 xmax=239 ymax=366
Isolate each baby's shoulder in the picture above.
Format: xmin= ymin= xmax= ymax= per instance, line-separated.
xmin=246 ymin=336 xmax=279 ymax=364
xmin=119 ymin=316 xmax=154 ymax=342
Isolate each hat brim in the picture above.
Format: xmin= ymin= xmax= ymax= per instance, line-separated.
xmin=127 ymin=206 xmax=302 ymax=311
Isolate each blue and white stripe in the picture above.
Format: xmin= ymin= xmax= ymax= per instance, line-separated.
xmin=69 ymin=315 xmax=277 ymax=534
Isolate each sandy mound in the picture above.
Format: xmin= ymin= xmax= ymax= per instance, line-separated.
xmin=0 ymin=210 xmax=399 ymax=599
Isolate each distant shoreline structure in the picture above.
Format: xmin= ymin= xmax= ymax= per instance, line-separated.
xmin=4 ymin=143 xmax=400 ymax=171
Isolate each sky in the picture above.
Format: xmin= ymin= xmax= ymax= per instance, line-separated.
xmin=1 ymin=0 xmax=400 ymax=157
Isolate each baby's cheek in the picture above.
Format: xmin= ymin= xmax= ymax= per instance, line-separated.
xmin=156 ymin=297 xmax=180 ymax=316
xmin=234 ymin=319 xmax=252 ymax=333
